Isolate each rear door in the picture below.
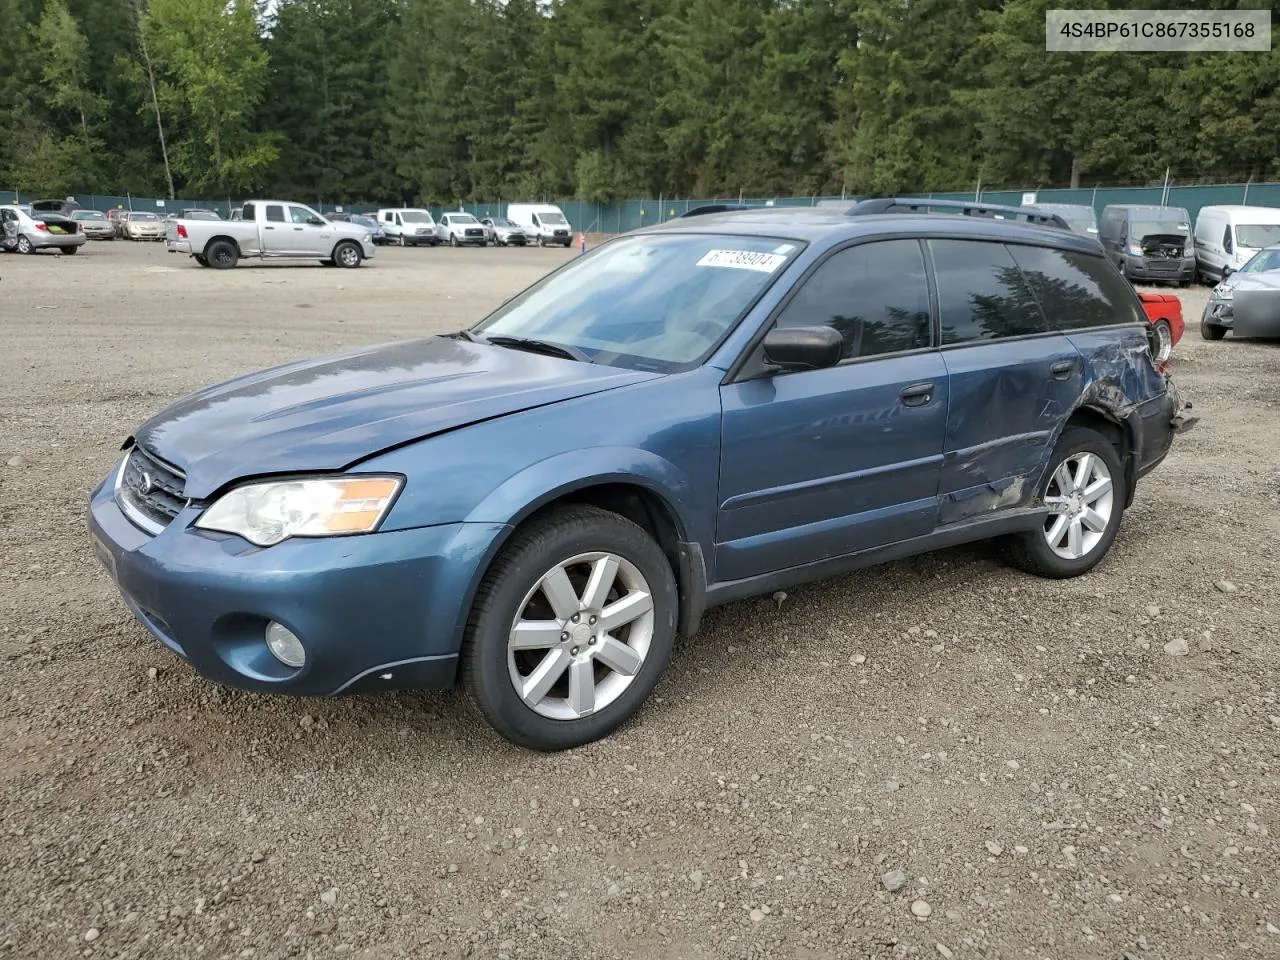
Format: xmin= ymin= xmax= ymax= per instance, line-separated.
xmin=716 ymin=238 xmax=947 ymax=582
xmin=929 ymin=238 xmax=1084 ymax=524
xmin=259 ymin=203 xmax=291 ymax=254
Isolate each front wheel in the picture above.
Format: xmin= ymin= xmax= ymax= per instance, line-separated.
xmin=333 ymin=240 xmax=362 ymax=268
xmin=397 ymin=234 xmax=405 ymax=247
xmin=449 ymin=234 xmax=458 ymax=247
xmin=1004 ymin=427 xmax=1125 ymax=578
xmin=462 ymin=505 xmax=678 ymax=751
xmin=1201 ymin=316 xmax=1227 ymax=341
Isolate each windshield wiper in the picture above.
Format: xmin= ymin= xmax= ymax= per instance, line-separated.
xmin=480 ymin=335 xmax=593 ymax=363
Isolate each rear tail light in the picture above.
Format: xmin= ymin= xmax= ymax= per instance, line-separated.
xmin=176 ymin=224 xmax=188 ymax=239
xmin=34 ymin=222 xmax=48 ymax=232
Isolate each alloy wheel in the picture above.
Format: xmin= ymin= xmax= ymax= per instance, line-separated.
xmin=1042 ymin=453 xmax=1114 ymax=560
xmin=507 ymin=552 xmax=655 ymax=721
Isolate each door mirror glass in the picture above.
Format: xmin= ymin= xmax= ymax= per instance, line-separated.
xmin=762 ymin=326 xmax=843 ymax=371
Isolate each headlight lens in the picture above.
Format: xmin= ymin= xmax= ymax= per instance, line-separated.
xmin=1127 ymin=243 xmax=1143 ymax=256
xmin=196 ymin=476 xmax=402 ymax=546
xmin=1214 ymin=282 xmax=1233 ymax=300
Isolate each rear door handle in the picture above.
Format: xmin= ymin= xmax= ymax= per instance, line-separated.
xmin=899 ymin=382 xmax=935 ymax=407
xmin=1050 ymin=360 xmax=1076 ymax=380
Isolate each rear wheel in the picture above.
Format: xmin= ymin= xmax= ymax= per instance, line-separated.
xmin=462 ymin=505 xmax=678 ymax=751
xmin=194 ymin=255 xmax=208 ymax=267
xmin=63 ymin=245 xmax=79 ymax=255
xmin=205 ymin=239 xmax=238 ymax=270
xmin=16 ymin=235 xmax=33 ymax=254
xmin=333 ymin=240 xmax=362 ymax=268
xmin=1005 ymin=427 xmax=1125 ymax=578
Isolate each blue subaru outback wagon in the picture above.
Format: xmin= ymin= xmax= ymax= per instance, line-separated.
xmin=89 ymin=203 xmax=1194 ymax=750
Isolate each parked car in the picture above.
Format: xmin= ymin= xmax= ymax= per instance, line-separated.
xmin=1192 ymin=205 xmax=1280 ymax=284
xmin=377 ymin=208 xmax=438 ymax=246
xmin=1136 ymin=291 xmax=1183 ymax=365
xmin=507 ymin=203 xmax=573 ymax=247
xmin=1200 ymin=244 xmax=1280 ymax=340
xmin=482 ymin=216 xmax=528 ymax=246
xmin=1098 ymin=204 xmax=1195 ymax=285
xmin=165 ymin=200 xmax=375 ymax=269
xmin=88 ymin=206 xmax=1193 ymax=750
xmin=437 ymin=211 xmax=487 ymax=246
xmin=1029 ymin=203 xmax=1098 ymax=236
xmin=124 ymin=211 xmax=166 ymax=241
xmin=350 ymin=214 xmax=387 ymax=245
xmin=31 ymin=198 xmax=82 ymax=217
xmin=70 ymin=209 xmax=116 ymax=240
xmin=0 ymin=203 xmax=87 ymax=254
xmin=180 ymin=208 xmax=222 ymax=221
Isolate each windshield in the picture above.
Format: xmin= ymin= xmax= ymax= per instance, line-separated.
xmin=72 ymin=211 xmax=106 ymax=220
xmin=473 ymin=234 xmax=801 ymax=372
xmin=131 ymin=213 xmax=159 ymax=221
xmin=401 ymin=211 xmax=432 ymax=223
xmin=450 ymin=213 xmax=478 ymax=224
xmin=1241 ymin=248 xmax=1280 ymax=273
xmin=539 ymin=212 xmax=568 ymax=225
xmin=1236 ymin=224 xmax=1280 ymax=248
xmin=492 ymin=217 xmax=515 ymax=227
xmin=352 ymin=215 xmax=377 ymax=227
xmin=1131 ymin=218 xmax=1188 ymax=238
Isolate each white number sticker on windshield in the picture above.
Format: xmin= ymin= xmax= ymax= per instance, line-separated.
xmin=696 ymin=249 xmax=787 ymax=273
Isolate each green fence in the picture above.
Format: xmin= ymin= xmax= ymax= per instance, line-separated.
xmin=9 ymin=182 xmax=1280 ymax=234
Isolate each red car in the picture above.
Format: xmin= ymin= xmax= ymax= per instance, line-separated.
xmin=1137 ymin=291 xmax=1183 ymax=366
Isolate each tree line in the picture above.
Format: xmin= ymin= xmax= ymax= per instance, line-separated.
xmin=1 ymin=0 xmax=1277 ymax=205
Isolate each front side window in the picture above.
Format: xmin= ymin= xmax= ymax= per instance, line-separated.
xmin=930 ymin=239 xmax=1045 ymax=344
xmin=474 ymin=233 xmax=802 ymax=372
xmin=1242 ymin=248 xmax=1280 ymax=273
xmin=1007 ymin=244 xmax=1141 ymax=329
xmin=774 ymin=239 xmax=931 ymax=359
xmin=289 ymin=205 xmax=319 ymax=224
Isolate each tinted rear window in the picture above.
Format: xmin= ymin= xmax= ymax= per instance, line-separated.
xmin=1006 ymin=245 xmax=1141 ymax=329
xmin=929 ymin=239 xmax=1049 ymax=344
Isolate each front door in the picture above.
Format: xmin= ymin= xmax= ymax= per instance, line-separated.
xmin=716 ymin=238 xmax=947 ymax=583
xmin=927 ymin=239 xmax=1084 ymax=524
xmin=287 ymin=204 xmax=332 ymax=256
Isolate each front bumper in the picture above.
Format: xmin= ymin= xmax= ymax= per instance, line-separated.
xmin=1124 ymin=254 xmax=1195 ymax=282
xmin=88 ymin=471 xmax=506 ymax=696
xmin=129 ymin=230 xmax=166 ymax=240
xmin=82 ymin=227 xmax=115 ymax=239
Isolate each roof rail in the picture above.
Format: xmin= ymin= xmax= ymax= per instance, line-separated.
xmin=678 ymin=203 xmax=762 ymax=218
xmin=845 ymin=197 xmax=1071 ymax=230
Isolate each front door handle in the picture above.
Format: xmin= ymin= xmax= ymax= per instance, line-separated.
xmin=294 ymin=226 xmax=304 ymax=232
xmin=899 ymin=382 xmax=935 ymax=407
xmin=1050 ymin=360 xmax=1076 ymax=380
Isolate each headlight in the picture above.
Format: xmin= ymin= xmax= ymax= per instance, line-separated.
xmin=1127 ymin=243 xmax=1143 ymax=256
xmin=362 ymin=233 xmax=371 ymax=243
xmin=1214 ymin=283 xmax=1233 ymax=300
xmin=196 ymin=476 xmax=402 ymax=546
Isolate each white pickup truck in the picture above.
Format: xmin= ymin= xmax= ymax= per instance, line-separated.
xmin=165 ymin=200 xmax=376 ymax=269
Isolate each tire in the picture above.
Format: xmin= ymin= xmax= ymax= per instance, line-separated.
xmin=333 ymin=241 xmax=362 ymax=268
xmin=449 ymin=234 xmax=458 ymax=247
xmin=1201 ymin=316 xmax=1227 ymax=341
xmin=1004 ymin=426 xmax=1125 ymax=579
xmin=63 ymin=245 xmax=79 ymax=255
xmin=205 ymin=239 xmax=238 ymax=270
xmin=17 ymin=235 xmax=34 ymax=254
xmin=194 ymin=255 xmax=208 ymax=267
xmin=462 ymin=505 xmax=678 ymax=751
xmin=397 ymin=234 xmax=405 ymax=247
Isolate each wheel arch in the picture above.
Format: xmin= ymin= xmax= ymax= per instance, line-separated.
xmin=464 ymin=457 xmax=708 ymax=640
xmin=1054 ymin=404 xmax=1138 ymax=507
xmin=202 ymin=234 xmax=243 ymax=258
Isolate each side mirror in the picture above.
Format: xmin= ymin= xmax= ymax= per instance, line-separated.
xmin=761 ymin=326 xmax=843 ymax=372
xmin=307 ymin=216 xmax=325 ymax=226
xmin=1223 ymin=267 xmax=1234 ymax=278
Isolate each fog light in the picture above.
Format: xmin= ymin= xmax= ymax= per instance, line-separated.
xmin=265 ymin=621 xmax=306 ymax=668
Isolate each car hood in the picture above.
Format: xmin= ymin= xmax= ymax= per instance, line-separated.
xmin=135 ymin=336 xmax=662 ymax=498
xmin=1215 ymin=269 xmax=1280 ymax=298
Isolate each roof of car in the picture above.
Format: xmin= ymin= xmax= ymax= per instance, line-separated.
xmin=642 ymin=207 xmax=1105 ymax=254
xmin=1100 ymin=204 xmax=1190 ymax=215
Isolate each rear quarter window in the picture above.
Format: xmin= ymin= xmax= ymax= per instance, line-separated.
xmin=1009 ymin=245 xmax=1143 ymax=329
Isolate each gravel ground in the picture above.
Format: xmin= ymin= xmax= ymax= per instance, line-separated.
xmin=1 ymin=242 xmax=1277 ymax=960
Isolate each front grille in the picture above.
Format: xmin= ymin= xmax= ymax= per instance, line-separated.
xmin=117 ymin=444 xmax=187 ymax=532
xmin=1143 ymin=258 xmax=1182 ymax=276
xmin=465 ymin=228 xmax=483 ymax=238
xmin=553 ymin=229 xmax=569 ymax=238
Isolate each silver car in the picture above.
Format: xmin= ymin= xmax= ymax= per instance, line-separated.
xmin=481 ymin=216 xmax=528 ymax=246
xmin=1201 ymin=244 xmax=1280 ymax=341
xmin=71 ymin=210 xmax=117 ymax=240
xmin=0 ymin=205 xmax=88 ymax=254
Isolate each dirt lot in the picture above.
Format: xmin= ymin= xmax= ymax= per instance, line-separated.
xmin=1 ymin=240 xmax=1277 ymax=960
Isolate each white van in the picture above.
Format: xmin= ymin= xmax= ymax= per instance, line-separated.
xmin=1193 ymin=205 xmax=1280 ymax=283
xmin=376 ymin=208 xmax=439 ymax=247
xmin=506 ymin=203 xmax=572 ymax=247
